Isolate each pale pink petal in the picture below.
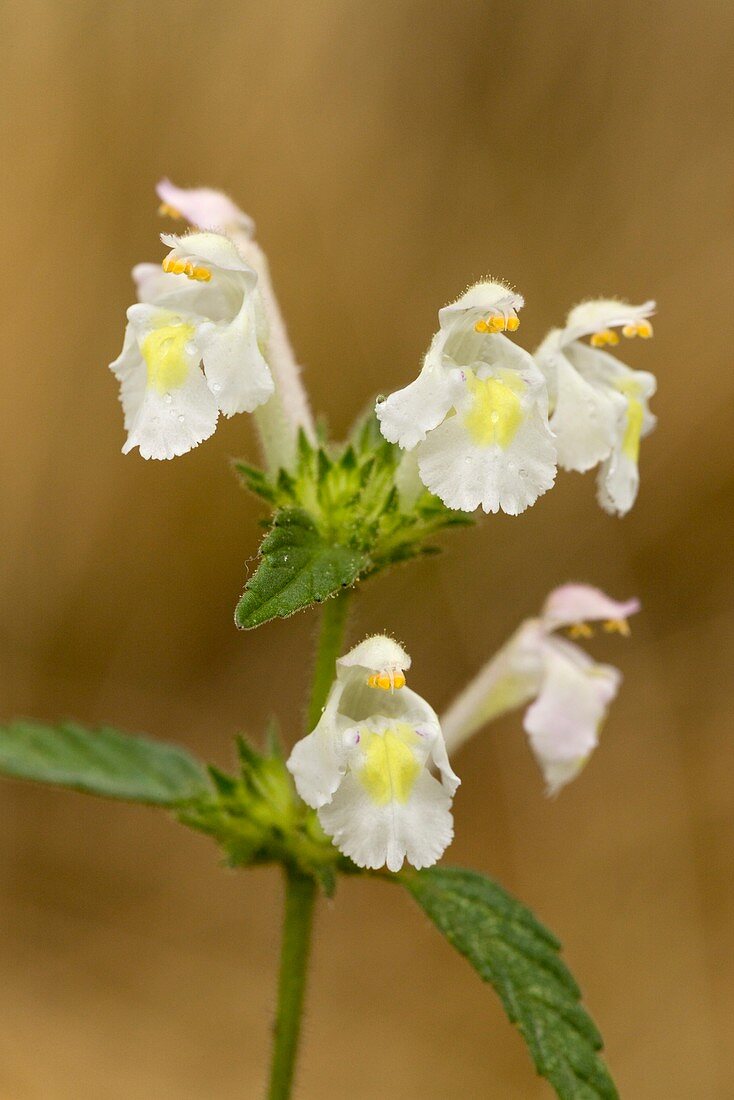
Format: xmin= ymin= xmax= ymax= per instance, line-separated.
xmin=157 ymin=178 xmax=254 ymax=235
xmin=524 ymin=639 xmax=621 ymax=795
xmin=541 ymin=584 xmax=641 ymax=631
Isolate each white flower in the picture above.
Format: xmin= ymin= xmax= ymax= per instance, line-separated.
xmin=109 ymin=230 xmax=274 ymax=459
xmin=154 ymin=179 xmax=315 ymax=469
xmin=440 ymin=584 xmax=640 ymax=795
xmin=287 ymin=634 xmax=460 ymax=872
xmin=535 ymin=298 xmax=657 ymax=515
xmin=376 ymin=281 xmax=556 ymax=515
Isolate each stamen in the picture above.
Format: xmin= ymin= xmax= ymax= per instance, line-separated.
xmin=368 ymin=670 xmax=406 ymax=691
xmin=161 ymin=256 xmax=212 ymax=282
xmin=622 ymin=320 xmax=654 ymax=340
xmin=568 ymin=622 xmax=594 ymax=639
xmin=590 ymin=329 xmax=620 ymax=348
xmin=474 ymin=314 xmax=520 ymax=335
xmin=603 ymin=618 xmax=631 ymax=636
xmin=158 ymin=202 xmax=183 ymax=219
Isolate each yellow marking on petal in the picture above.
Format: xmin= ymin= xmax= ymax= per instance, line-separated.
xmin=603 ymin=618 xmax=630 ymax=636
xmin=622 ymin=397 xmax=643 ymax=461
xmin=590 ymin=329 xmax=620 ymax=348
xmin=358 ymin=724 xmax=421 ymax=806
xmin=568 ymin=622 xmax=594 ymax=639
xmin=464 ymin=372 xmax=525 ymax=448
xmin=141 ymin=322 xmax=196 ymax=393
xmin=158 ymin=202 xmax=183 ymax=219
xmin=615 ymin=377 xmax=645 ymax=462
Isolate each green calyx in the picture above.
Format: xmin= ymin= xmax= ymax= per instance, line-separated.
xmin=177 ymin=729 xmax=345 ymax=895
xmin=234 ymin=412 xmax=472 ymax=629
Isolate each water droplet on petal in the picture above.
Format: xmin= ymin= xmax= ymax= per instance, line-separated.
xmin=211 ymin=382 xmax=221 ymax=393
xmin=163 ymin=393 xmax=172 ymax=404
xmin=185 ymin=341 xmax=197 ymax=356
xmin=178 ymin=414 xmax=185 ymax=423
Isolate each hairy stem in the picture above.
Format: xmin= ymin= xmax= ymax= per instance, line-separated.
xmin=266 ymin=590 xmax=352 ymax=1098
xmin=306 ymin=591 xmax=352 ymax=732
xmin=267 ymin=867 xmax=317 ymax=1100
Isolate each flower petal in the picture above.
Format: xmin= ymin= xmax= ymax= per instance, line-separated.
xmin=562 ymin=298 xmax=655 ymax=344
xmin=118 ymin=306 xmax=220 ymax=460
xmin=157 ymin=178 xmax=255 ymax=235
xmin=524 ymin=638 xmax=620 ymax=795
xmin=376 ymin=356 xmax=465 ymax=450
xmin=440 ymin=621 xmax=545 ymax=753
xmin=535 ymin=337 xmax=621 ymax=472
xmin=337 ymin=635 xmax=411 ymax=675
xmin=318 ymin=768 xmax=453 ymax=871
xmin=438 ymin=280 xmax=524 ymax=330
xmin=197 ymin=298 xmax=274 ymax=416
xmin=121 ymin=367 xmax=219 ymax=460
xmin=286 ymin=724 xmax=353 ymax=809
xmin=161 ymin=231 xmax=255 ymax=276
xmin=541 ymin=584 xmax=641 ymax=630
xmin=109 ymin=322 xmax=147 ymax=431
xmin=416 ymin=402 xmax=556 ymax=514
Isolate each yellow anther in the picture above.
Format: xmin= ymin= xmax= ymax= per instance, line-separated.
xmin=568 ymin=622 xmax=594 ymax=639
xmin=591 ymin=329 xmax=620 ymax=348
xmin=161 ymin=257 xmax=212 ymax=282
xmin=622 ymin=320 xmax=653 ymax=340
xmin=487 ymin=315 xmax=505 ymax=333
xmin=474 ymin=319 xmax=489 ymax=333
xmin=506 ymin=315 xmax=520 ymax=332
xmin=367 ymin=670 xmax=406 ymax=691
xmin=158 ymin=202 xmax=183 ymax=219
xmin=603 ymin=618 xmax=631 ymax=637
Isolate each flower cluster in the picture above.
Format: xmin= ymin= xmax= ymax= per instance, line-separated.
xmin=109 ymin=183 xmax=656 ymax=523
xmin=287 ymin=584 xmax=637 ymax=870
xmin=377 ymin=282 xmax=656 ymax=517
xmin=106 ymin=183 xmax=652 ymax=874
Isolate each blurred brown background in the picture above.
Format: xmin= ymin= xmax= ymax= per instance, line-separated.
xmin=1 ymin=1 xmax=733 ymax=1096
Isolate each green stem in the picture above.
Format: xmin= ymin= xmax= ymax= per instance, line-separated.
xmin=267 ymin=867 xmax=317 ymax=1100
xmin=306 ymin=590 xmax=352 ymax=731
xmin=266 ymin=589 xmax=352 ymax=1099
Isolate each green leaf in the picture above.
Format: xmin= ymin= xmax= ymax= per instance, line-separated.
xmin=0 ymin=720 xmax=211 ymax=806
xmin=235 ymin=507 xmax=368 ymax=629
xmin=403 ymin=866 xmax=617 ymax=1100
